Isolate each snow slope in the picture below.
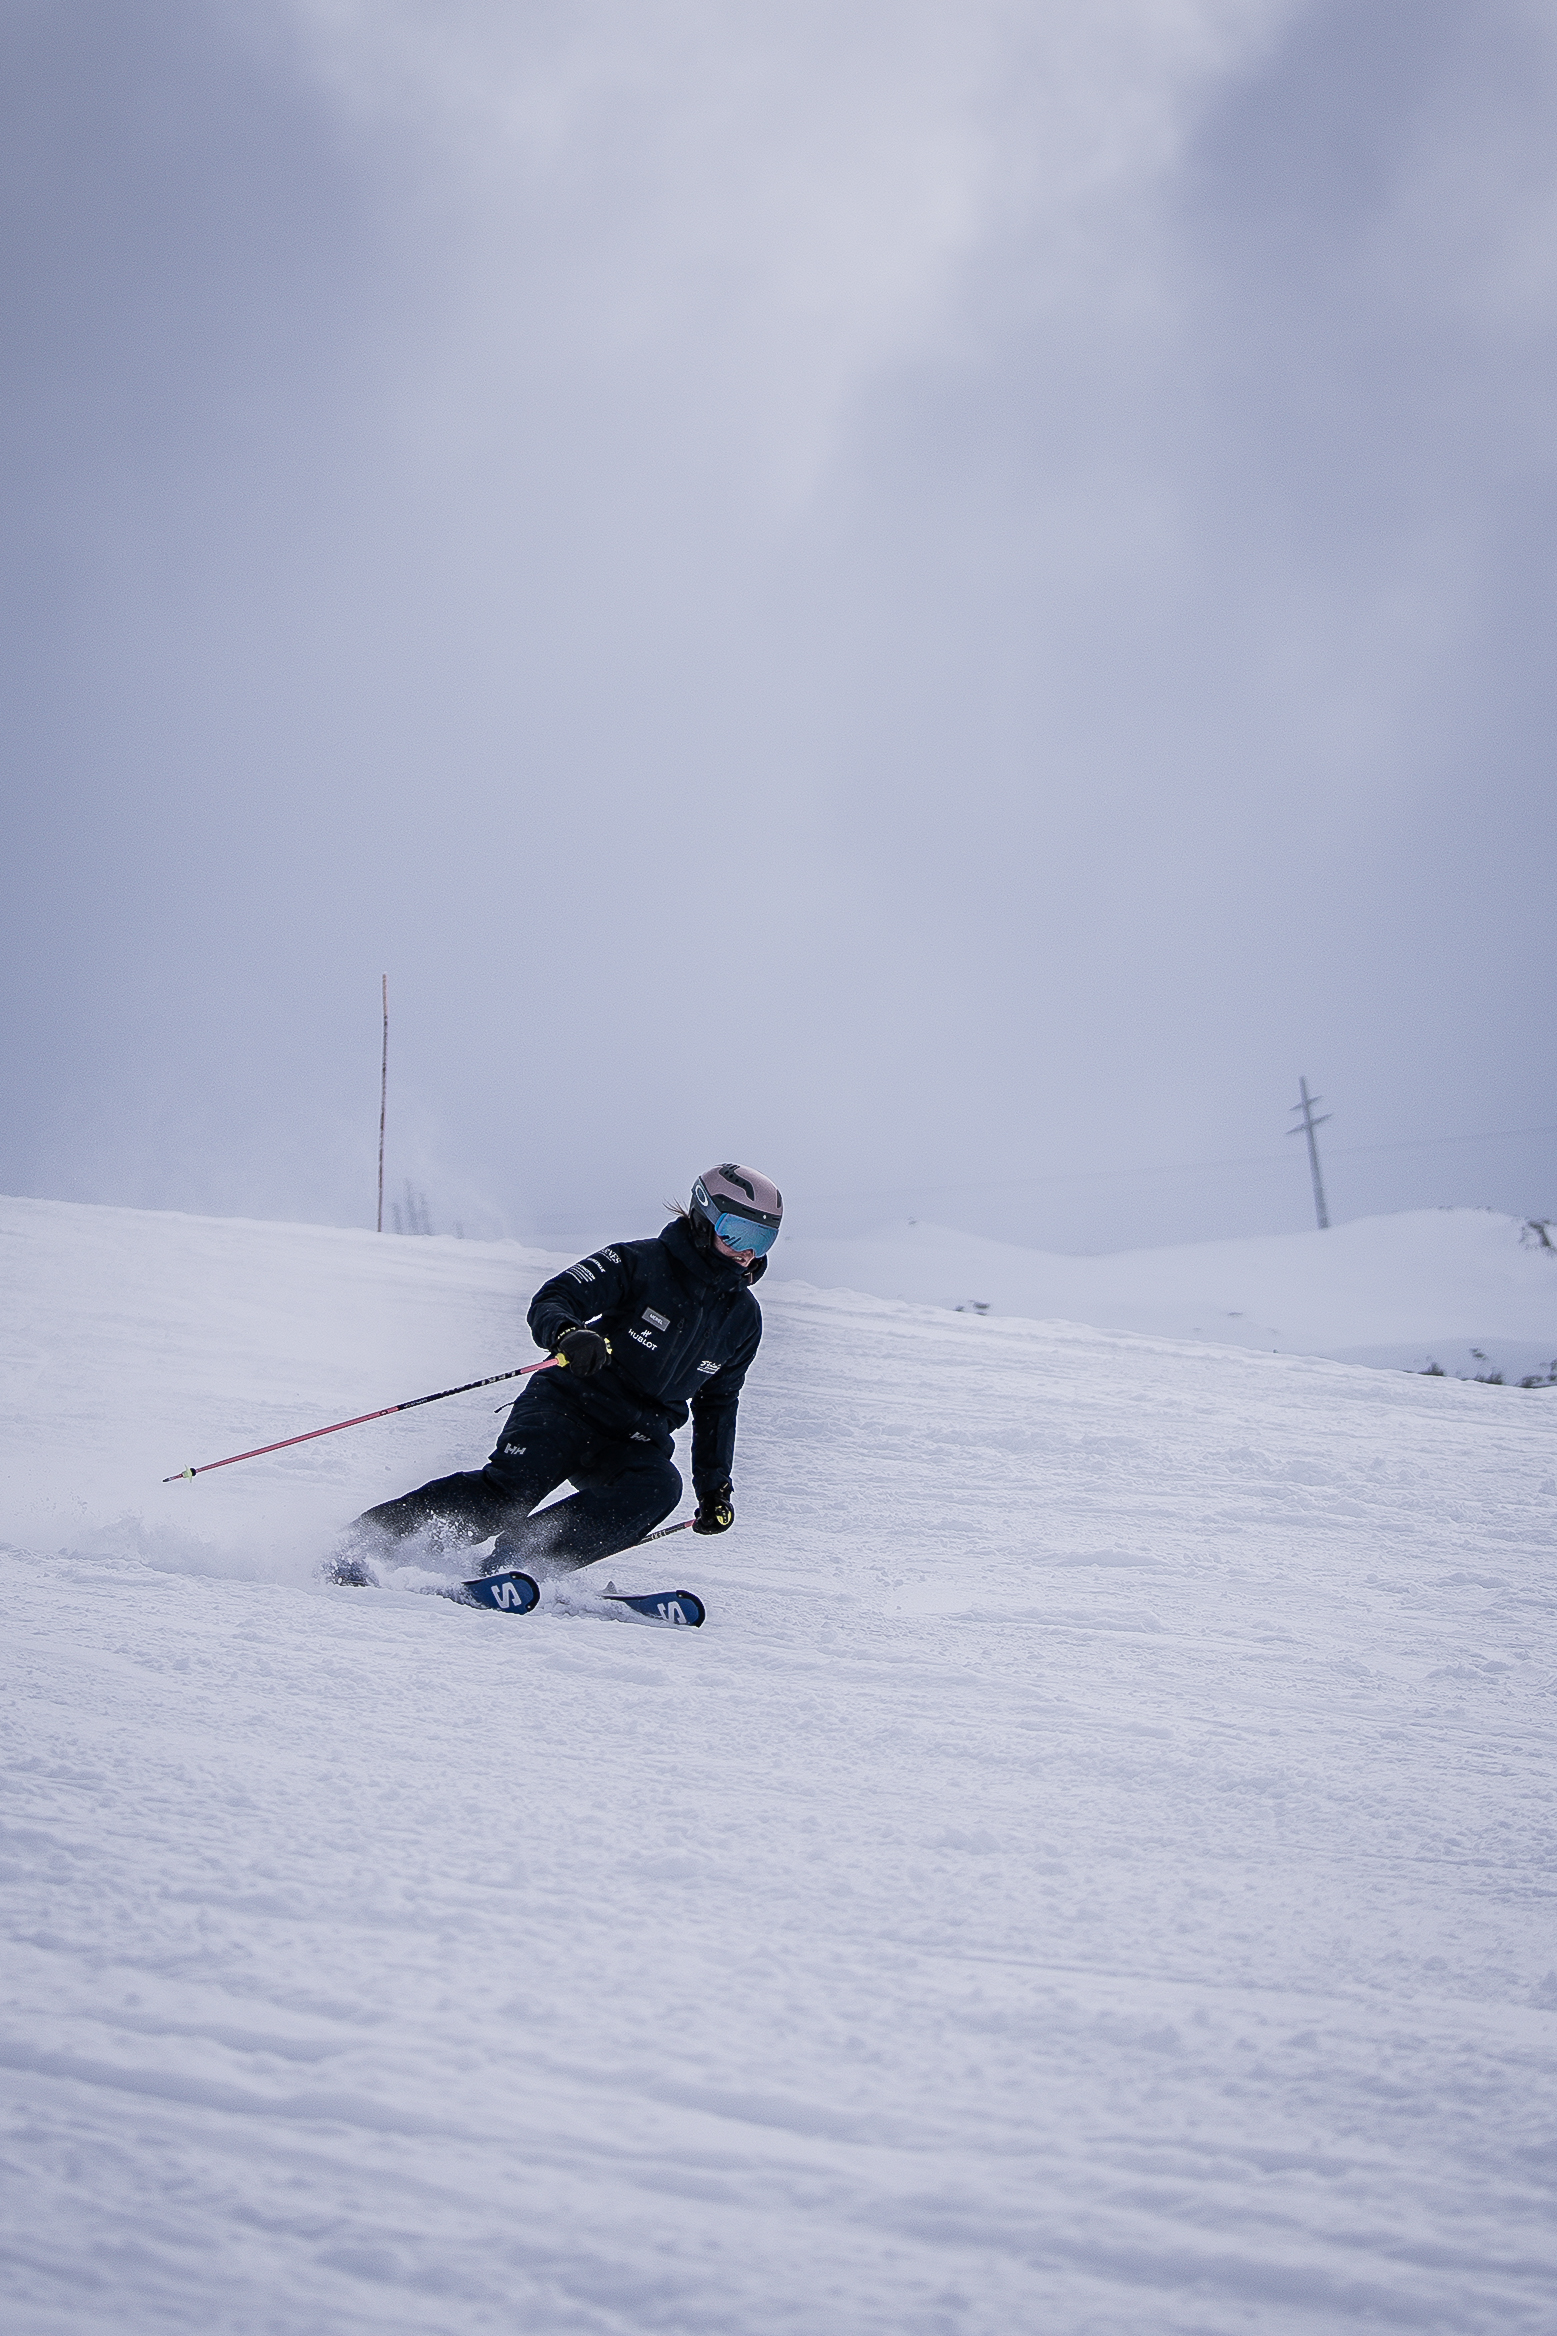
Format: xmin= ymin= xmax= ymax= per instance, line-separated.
xmin=774 ymin=1209 xmax=1557 ymax=1382
xmin=3 ymin=1193 xmax=1557 ymax=2335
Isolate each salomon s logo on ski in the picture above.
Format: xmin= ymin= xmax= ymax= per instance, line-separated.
xmin=464 ymin=1570 xmax=541 ymax=1614
xmin=604 ymin=1589 xmax=706 ymax=1628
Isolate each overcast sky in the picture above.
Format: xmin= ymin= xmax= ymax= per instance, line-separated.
xmin=3 ymin=0 xmax=1554 ymax=1251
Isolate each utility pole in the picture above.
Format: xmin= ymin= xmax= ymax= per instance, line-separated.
xmin=1287 ymin=1075 xmax=1331 ymax=1230
xmin=377 ymin=975 xmax=388 ymax=1233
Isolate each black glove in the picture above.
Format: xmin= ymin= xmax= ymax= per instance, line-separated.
xmin=693 ymin=1482 xmax=735 ymax=1534
xmin=554 ymin=1326 xmax=610 ymax=1378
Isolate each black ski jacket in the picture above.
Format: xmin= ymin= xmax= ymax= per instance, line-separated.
xmin=527 ymin=1218 xmax=764 ymax=1496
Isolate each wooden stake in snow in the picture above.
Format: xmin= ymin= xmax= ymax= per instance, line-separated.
xmin=377 ymin=974 xmax=388 ymax=1234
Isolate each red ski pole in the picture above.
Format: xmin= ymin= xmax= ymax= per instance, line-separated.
xmin=163 ymin=1358 xmax=561 ymax=1483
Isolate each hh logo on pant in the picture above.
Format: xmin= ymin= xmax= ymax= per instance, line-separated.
xmin=491 ymin=1579 xmax=528 ymax=1608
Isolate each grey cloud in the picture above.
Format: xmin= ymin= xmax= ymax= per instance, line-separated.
xmin=1 ymin=0 xmax=1552 ymax=1253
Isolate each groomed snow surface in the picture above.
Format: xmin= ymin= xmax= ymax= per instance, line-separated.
xmin=3 ymin=1194 xmax=1556 ymax=2336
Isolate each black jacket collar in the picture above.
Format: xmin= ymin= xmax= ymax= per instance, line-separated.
xmin=658 ymin=1216 xmax=762 ymax=1293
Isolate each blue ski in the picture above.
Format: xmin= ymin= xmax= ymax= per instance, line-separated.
xmin=602 ymin=1588 xmax=705 ymax=1628
xmin=461 ymin=1569 xmax=541 ymax=1613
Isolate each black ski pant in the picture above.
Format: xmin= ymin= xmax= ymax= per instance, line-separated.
xmin=355 ymin=1371 xmax=681 ymax=1574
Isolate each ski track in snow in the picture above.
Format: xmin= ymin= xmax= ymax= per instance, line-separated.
xmin=2 ymin=1196 xmax=1556 ymax=2333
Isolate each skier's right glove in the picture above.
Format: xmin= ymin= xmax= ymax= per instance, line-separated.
xmin=693 ymin=1483 xmax=735 ymax=1534
xmin=554 ymin=1326 xmax=610 ymax=1377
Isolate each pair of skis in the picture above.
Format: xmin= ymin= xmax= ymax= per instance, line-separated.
xmin=459 ymin=1572 xmax=705 ymax=1628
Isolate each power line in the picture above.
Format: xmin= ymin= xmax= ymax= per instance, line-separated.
xmin=1315 ymin=1121 xmax=1556 ymax=1164
xmin=808 ymin=1121 xmax=1557 ymax=1208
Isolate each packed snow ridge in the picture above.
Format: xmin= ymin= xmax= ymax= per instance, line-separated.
xmin=2 ymin=1192 xmax=1555 ymax=2336
xmin=774 ymin=1205 xmax=1557 ymax=1384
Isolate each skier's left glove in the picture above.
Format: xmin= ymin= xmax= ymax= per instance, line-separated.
xmin=554 ymin=1326 xmax=610 ymax=1377
xmin=693 ymin=1483 xmax=735 ymax=1534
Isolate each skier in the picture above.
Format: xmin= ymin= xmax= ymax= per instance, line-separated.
xmin=331 ymin=1164 xmax=781 ymax=1583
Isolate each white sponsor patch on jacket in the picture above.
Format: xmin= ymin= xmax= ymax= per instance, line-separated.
xmin=696 ymin=1359 xmax=720 ymax=1375
xmin=566 ymin=1263 xmax=595 ymax=1285
xmin=642 ymin=1307 xmax=670 ymax=1331
xmin=595 ymin=1249 xmax=621 ymax=1266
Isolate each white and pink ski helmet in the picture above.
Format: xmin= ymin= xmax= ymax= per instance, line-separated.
xmin=691 ymin=1163 xmax=784 ymax=1256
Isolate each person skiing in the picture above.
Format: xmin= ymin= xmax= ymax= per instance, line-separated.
xmin=331 ymin=1164 xmax=781 ymax=1584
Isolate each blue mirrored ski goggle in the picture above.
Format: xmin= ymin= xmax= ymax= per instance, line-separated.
xmin=712 ymin=1211 xmax=779 ymax=1257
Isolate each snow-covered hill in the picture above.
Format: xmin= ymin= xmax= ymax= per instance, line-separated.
xmin=774 ymin=1208 xmax=1557 ymax=1383
xmin=3 ymin=1193 xmax=1556 ymax=2334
